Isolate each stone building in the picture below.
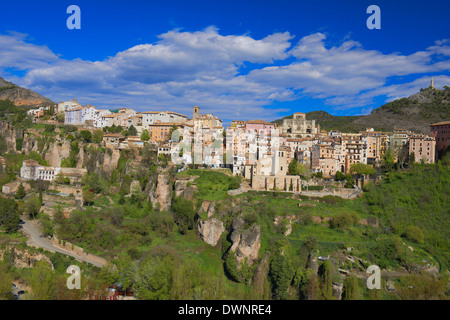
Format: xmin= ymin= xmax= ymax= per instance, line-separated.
xmin=278 ymin=112 xmax=320 ymax=138
xmin=20 ymin=159 xmax=60 ymax=181
xmin=245 ymin=148 xmax=301 ymax=192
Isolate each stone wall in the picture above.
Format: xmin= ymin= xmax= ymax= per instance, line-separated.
xmin=51 ymin=234 xmax=107 ymax=267
xmin=43 ymin=193 xmax=77 ymax=205
xmin=252 ymin=175 xmax=302 ymax=192
xmin=54 ymin=184 xmax=83 ymax=195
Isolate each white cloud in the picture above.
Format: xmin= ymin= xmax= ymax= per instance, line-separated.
xmin=0 ymin=29 xmax=449 ymax=121
xmin=0 ymin=32 xmax=59 ymax=71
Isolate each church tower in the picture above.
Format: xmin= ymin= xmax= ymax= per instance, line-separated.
xmin=193 ymin=106 xmax=200 ymax=120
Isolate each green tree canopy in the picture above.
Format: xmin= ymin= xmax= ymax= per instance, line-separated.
xmin=140 ymin=129 xmax=150 ymax=141
xmin=350 ymin=163 xmax=375 ymax=176
xmin=128 ymin=125 xmax=138 ymax=136
xmin=15 ymin=183 xmax=26 ymax=199
xmin=0 ymin=197 xmax=20 ymax=233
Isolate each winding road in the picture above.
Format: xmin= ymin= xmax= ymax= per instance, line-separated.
xmin=19 ymin=216 xmax=105 ymax=268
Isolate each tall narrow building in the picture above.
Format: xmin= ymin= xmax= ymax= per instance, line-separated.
xmin=193 ymin=106 xmax=200 ymax=120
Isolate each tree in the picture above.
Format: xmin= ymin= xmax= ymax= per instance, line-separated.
xmin=24 ymin=261 xmax=56 ymax=300
xmin=408 ymin=152 xmax=416 ymax=166
xmin=0 ymin=197 xmax=20 ymax=233
xmin=25 ymin=196 xmax=41 ymax=219
xmin=382 ymin=149 xmax=395 ymax=172
xmin=93 ymin=129 xmax=104 ymax=144
xmin=171 ymin=197 xmax=195 ymax=234
xmin=350 ymin=163 xmax=375 ymax=177
xmin=15 ymin=183 xmax=26 ymax=199
xmin=128 ymin=125 xmax=138 ymax=136
xmin=318 ymin=260 xmax=333 ymax=299
xmin=82 ymin=186 xmax=95 ymax=205
xmin=80 ymin=130 xmax=92 ymax=143
xmin=331 ymin=211 xmax=359 ymax=230
xmin=342 ymin=276 xmax=360 ymax=300
xmin=404 ymin=225 xmax=424 ymax=243
xmin=269 ymin=240 xmax=295 ymax=300
xmin=0 ymin=260 xmax=14 ymax=300
xmin=288 ymin=159 xmax=305 ymax=176
xmin=140 ymin=129 xmax=150 ymax=141
xmin=133 ymin=255 xmax=174 ymax=300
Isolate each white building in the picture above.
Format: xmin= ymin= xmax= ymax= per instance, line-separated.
xmin=142 ymin=111 xmax=189 ymax=127
xmin=57 ymin=98 xmax=82 ymax=114
xmin=20 ymin=160 xmax=60 ymax=181
xmin=65 ymin=106 xmax=98 ymax=126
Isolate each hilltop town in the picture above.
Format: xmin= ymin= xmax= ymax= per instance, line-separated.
xmin=0 ymin=81 xmax=449 ymax=301
xmin=19 ymin=82 xmax=448 ymax=192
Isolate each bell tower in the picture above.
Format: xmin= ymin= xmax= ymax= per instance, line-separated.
xmin=193 ymin=106 xmax=200 ymax=120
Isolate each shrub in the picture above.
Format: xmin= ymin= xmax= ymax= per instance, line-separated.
xmin=404 ymin=225 xmax=424 ymax=243
xmin=331 ymin=211 xmax=359 ymax=229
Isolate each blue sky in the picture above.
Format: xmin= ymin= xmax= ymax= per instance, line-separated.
xmin=0 ymin=0 xmax=449 ymax=123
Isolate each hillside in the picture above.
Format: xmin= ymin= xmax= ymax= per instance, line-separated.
xmin=0 ymin=77 xmax=54 ymax=107
xmin=273 ymin=86 xmax=450 ymax=134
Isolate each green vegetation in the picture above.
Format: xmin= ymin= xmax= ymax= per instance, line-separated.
xmin=178 ymin=169 xmax=241 ymax=201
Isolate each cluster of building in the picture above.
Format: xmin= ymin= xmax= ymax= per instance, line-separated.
xmin=19 ymin=159 xmax=86 ymax=184
xmin=222 ymin=114 xmax=445 ymax=189
xmin=25 ymin=97 xmax=449 ymax=191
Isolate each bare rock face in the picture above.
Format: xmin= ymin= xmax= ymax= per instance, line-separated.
xmin=155 ymin=173 xmax=171 ymax=211
xmin=130 ymin=180 xmax=141 ymax=194
xmin=307 ymin=254 xmax=319 ymax=274
xmin=103 ymin=148 xmax=121 ymax=175
xmin=198 ymin=200 xmax=216 ymax=218
xmin=45 ymin=140 xmax=71 ymax=167
xmin=197 ymin=217 xmax=225 ymax=246
xmin=229 ymin=217 xmax=261 ymax=266
xmin=0 ymin=121 xmax=20 ymax=152
xmin=183 ymin=184 xmax=198 ymax=201
xmin=332 ymin=282 xmax=343 ymax=300
xmin=0 ymin=246 xmax=54 ymax=270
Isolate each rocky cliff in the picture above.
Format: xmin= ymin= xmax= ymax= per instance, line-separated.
xmin=0 ymin=246 xmax=54 ymax=270
xmin=0 ymin=77 xmax=53 ymax=107
xmin=229 ymin=217 xmax=261 ymax=266
xmin=197 ymin=217 xmax=225 ymax=246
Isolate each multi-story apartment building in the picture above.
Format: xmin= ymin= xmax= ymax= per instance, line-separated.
xmin=99 ymin=112 xmax=128 ymax=128
xmin=430 ymin=121 xmax=450 ymax=156
xmin=408 ymin=135 xmax=436 ymax=164
xmin=341 ymin=134 xmax=367 ymax=174
xmin=65 ymin=106 xmax=98 ymax=126
xmin=312 ymin=143 xmax=338 ymax=177
xmin=148 ymin=121 xmax=176 ymax=143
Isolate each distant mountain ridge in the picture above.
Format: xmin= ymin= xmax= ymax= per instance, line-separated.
xmin=273 ymin=86 xmax=450 ymax=134
xmin=0 ymin=77 xmax=54 ymax=107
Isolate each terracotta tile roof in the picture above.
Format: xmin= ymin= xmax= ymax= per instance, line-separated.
xmin=430 ymin=121 xmax=450 ymax=126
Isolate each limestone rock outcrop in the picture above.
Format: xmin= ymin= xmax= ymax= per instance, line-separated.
xmin=229 ymin=217 xmax=261 ymax=266
xmin=0 ymin=246 xmax=54 ymax=270
xmin=198 ymin=200 xmax=216 ymax=218
xmin=155 ymin=172 xmax=171 ymax=211
xmin=45 ymin=140 xmax=71 ymax=167
xmin=197 ymin=217 xmax=225 ymax=246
